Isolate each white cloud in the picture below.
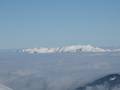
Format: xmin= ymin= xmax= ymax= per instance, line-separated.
xmin=0 ymin=84 xmax=13 ymax=90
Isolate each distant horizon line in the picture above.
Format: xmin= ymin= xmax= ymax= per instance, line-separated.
xmin=0 ymin=44 xmax=120 ymax=49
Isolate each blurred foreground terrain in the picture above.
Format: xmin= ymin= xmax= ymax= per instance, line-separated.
xmin=0 ymin=47 xmax=120 ymax=90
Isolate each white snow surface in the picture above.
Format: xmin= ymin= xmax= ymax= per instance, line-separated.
xmin=22 ymin=45 xmax=113 ymax=54
xmin=0 ymin=84 xmax=12 ymax=90
xmin=110 ymin=77 xmax=116 ymax=81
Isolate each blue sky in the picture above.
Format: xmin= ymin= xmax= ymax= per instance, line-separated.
xmin=0 ymin=0 xmax=120 ymax=48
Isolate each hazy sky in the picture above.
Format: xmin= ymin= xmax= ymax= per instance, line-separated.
xmin=0 ymin=0 xmax=120 ymax=48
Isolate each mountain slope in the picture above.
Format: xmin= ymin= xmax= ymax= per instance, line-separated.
xmin=76 ymin=74 xmax=120 ymax=90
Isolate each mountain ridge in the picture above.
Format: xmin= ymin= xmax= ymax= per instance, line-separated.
xmin=76 ymin=73 xmax=120 ymax=90
xmin=21 ymin=45 xmax=120 ymax=54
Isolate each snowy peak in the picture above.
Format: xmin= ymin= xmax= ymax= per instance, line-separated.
xmin=22 ymin=45 xmax=111 ymax=54
xmin=58 ymin=45 xmax=108 ymax=53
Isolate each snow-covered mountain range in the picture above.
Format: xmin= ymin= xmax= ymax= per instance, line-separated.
xmin=22 ymin=45 xmax=120 ymax=54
